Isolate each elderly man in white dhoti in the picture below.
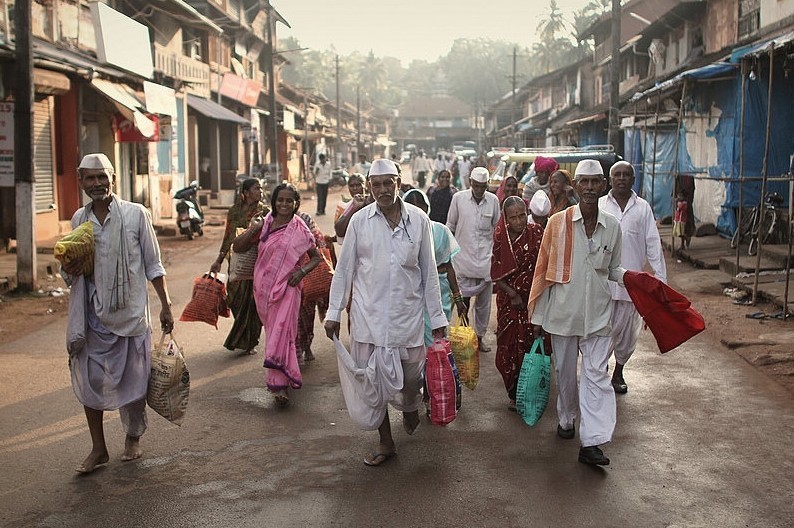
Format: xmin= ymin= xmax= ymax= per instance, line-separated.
xmin=325 ymin=159 xmax=447 ymax=467
xmin=62 ymin=153 xmax=173 ymax=474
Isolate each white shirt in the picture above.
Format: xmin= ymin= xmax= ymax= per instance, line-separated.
xmin=434 ymin=158 xmax=446 ymax=172
xmin=599 ymin=191 xmax=667 ymax=302
xmin=326 ymin=199 xmax=447 ymax=348
xmin=521 ymin=177 xmax=550 ymax=201
xmin=530 ymin=206 xmax=625 ymax=338
xmin=71 ymin=198 xmax=166 ymax=336
xmin=314 ymin=162 xmax=332 ymax=184
xmin=446 ymin=190 xmax=500 ymax=279
xmin=458 ymin=160 xmax=472 ymax=189
xmin=411 ymin=156 xmax=433 ymax=173
xmin=353 ymin=161 xmax=371 ymax=176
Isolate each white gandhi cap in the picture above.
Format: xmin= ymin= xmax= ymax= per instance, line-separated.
xmin=470 ymin=167 xmax=489 ymax=183
xmin=368 ymin=159 xmax=399 ymax=177
xmin=78 ymin=153 xmax=114 ymax=172
xmin=574 ymin=159 xmax=603 ymax=177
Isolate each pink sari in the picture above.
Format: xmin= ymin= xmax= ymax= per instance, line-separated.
xmin=253 ymin=213 xmax=315 ymax=392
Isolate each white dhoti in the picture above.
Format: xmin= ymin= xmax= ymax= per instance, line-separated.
xmin=551 ymin=334 xmax=616 ymax=447
xmin=609 ymin=300 xmax=642 ymax=366
xmin=70 ymin=300 xmax=150 ymax=437
xmin=334 ymin=338 xmax=425 ymax=431
xmin=457 ymin=277 xmax=492 ymax=338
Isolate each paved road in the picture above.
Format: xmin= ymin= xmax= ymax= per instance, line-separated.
xmin=1 ymin=190 xmax=793 ymax=527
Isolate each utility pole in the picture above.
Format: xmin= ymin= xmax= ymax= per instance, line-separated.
xmin=265 ymin=1 xmax=279 ymax=178
xmin=335 ymin=55 xmax=342 ymax=166
xmin=608 ymin=0 xmax=621 ymax=152
xmin=15 ymin=0 xmax=36 ymax=291
xmin=356 ymin=85 xmax=361 ymax=159
xmin=506 ymin=46 xmax=524 ymax=149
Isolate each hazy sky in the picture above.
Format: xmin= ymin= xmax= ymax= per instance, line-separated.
xmin=275 ymin=0 xmax=596 ymax=63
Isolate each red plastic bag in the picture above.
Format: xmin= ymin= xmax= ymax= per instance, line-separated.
xmin=623 ymin=270 xmax=705 ymax=353
xmin=179 ymin=273 xmax=230 ymax=328
xmin=425 ymin=338 xmax=457 ymax=426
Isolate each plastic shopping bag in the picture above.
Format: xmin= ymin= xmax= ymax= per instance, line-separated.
xmin=448 ymin=318 xmax=479 ymax=390
xmin=54 ymin=221 xmax=95 ymax=276
xmin=147 ymin=332 xmax=190 ymax=426
xmin=425 ymin=339 xmax=457 ymax=426
xmin=515 ymin=336 xmax=551 ymax=427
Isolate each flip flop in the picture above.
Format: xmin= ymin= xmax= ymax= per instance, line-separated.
xmin=746 ymin=312 xmax=768 ymax=319
xmin=363 ymin=451 xmax=396 ymax=467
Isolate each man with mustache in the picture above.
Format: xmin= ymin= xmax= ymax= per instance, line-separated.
xmin=528 ymin=159 xmax=625 ymax=466
xmin=62 ymin=153 xmax=173 ymax=474
xmin=325 ymin=159 xmax=447 ymax=467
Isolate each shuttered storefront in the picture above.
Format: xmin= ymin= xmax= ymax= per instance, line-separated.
xmin=34 ymin=98 xmax=55 ymax=212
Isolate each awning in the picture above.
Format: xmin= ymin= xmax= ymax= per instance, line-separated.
xmin=186 ymin=94 xmax=249 ymax=124
xmin=731 ymin=30 xmax=794 ymax=62
xmin=33 ymin=68 xmax=70 ymax=95
xmin=91 ymin=78 xmax=156 ymax=138
xmin=565 ymin=112 xmax=606 ymax=126
xmin=630 ymin=62 xmax=737 ymax=102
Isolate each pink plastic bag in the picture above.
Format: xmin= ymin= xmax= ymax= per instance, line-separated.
xmin=426 ymin=338 xmax=457 ymax=426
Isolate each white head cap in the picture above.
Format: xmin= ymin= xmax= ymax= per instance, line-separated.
xmin=574 ymin=159 xmax=603 ymax=178
xmin=368 ymin=159 xmax=399 ymax=178
xmin=470 ymin=167 xmax=489 ymax=183
xmin=78 ymin=153 xmax=114 ymax=173
xmin=529 ymin=190 xmax=551 ymax=216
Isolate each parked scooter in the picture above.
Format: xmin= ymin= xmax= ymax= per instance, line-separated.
xmin=330 ymin=167 xmax=349 ymax=188
xmin=173 ymin=180 xmax=204 ymax=240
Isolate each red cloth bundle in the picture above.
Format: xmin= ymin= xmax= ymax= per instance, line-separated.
xmin=179 ymin=273 xmax=230 ymax=328
xmin=425 ymin=338 xmax=457 ymax=426
xmin=302 ymin=248 xmax=334 ymax=303
xmin=622 ymin=270 xmax=705 ymax=353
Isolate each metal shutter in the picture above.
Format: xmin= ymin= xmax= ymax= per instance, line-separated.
xmin=34 ymin=98 xmax=55 ymax=212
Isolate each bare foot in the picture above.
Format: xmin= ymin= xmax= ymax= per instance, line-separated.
xmin=121 ymin=435 xmax=143 ymax=462
xmin=75 ymin=449 xmax=109 ymax=474
xmin=403 ymin=411 xmax=420 ymax=435
xmin=274 ymin=390 xmax=289 ymax=408
xmin=304 ymin=349 xmax=315 ymax=362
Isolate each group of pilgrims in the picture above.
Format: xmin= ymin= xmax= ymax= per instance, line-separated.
xmin=210 ymin=154 xmax=666 ymax=468
xmin=64 ymin=151 xmax=665 ymax=473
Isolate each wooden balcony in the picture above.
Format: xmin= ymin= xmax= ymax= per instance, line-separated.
xmin=154 ymin=43 xmax=211 ymax=98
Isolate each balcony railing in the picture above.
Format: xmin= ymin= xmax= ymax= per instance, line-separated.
xmin=154 ymin=43 xmax=211 ymax=98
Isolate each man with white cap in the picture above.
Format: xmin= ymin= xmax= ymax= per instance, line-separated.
xmin=527 ymin=159 xmax=625 ymax=466
xmin=446 ymin=166 xmax=501 ymax=353
xmin=62 ymin=153 xmax=173 ymax=473
xmin=599 ymin=161 xmax=666 ymax=394
xmin=528 ymin=189 xmax=551 ymax=228
xmin=324 ymin=158 xmax=447 ymax=467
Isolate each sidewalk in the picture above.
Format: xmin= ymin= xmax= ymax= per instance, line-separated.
xmin=659 ymin=224 xmax=793 ymax=316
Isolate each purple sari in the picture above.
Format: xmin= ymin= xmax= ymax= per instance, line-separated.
xmin=253 ymin=213 xmax=315 ymax=392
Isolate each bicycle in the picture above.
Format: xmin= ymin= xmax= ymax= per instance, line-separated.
xmin=731 ymin=192 xmax=785 ymax=256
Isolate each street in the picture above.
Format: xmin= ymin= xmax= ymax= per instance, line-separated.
xmin=1 ymin=189 xmax=794 ymax=528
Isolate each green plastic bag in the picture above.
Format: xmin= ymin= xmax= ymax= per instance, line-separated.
xmin=515 ymin=337 xmax=550 ymax=426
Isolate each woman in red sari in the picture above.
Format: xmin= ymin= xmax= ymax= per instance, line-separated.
xmin=491 ymin=196 xmax=545 ymax=410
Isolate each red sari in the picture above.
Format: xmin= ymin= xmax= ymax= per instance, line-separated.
xmin=490 ymin=216 xmax=545 ymax=400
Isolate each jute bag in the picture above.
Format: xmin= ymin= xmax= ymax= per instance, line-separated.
xmin=228 ymin=227 xmax=258 ymax=282
xmin=147 ymin=332 xmax=190 ymax=426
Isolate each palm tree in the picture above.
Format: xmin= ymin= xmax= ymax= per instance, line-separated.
xmin=536 ymin=0 xmax=571 ymax=43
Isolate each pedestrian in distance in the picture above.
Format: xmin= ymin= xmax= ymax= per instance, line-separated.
xmin=313 ymin=153 xmax=332 ymax=216
xmin=521 ymin=155 xmax=559 ymax=202
xmin=528 ymin=159 xmax=626 ymax=466
xmin=210 ymin=177 xmax=267 ymax=355
xmin=426 ymin=169 xmax=458 ymax=225
xmin=599 ymin=161 xmax=667 ymax=394
xmin=548 ymin=169 xmax=578 ymax=216
xmin=325 ymin=159 xmax=447 ymax=467
xmin=446 ymin=166 xmax=501 ymax=354
xmin=410 ymin=150 xmax=433 ymax=189
xmin=63 ymin=153 xmax=174 ymax=474
xmin=235 ymin=183 xmax=323 ymax=407
xmin=491 ymin=196 xmax=546 ymax=411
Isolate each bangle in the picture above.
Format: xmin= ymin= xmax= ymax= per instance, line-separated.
xmin=300 ymin=267 xmax=307 ymax=276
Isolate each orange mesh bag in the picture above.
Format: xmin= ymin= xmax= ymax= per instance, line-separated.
xmin=302 ymin=248 xmax=334 ymax=303
xmin=179 ymin=273 xmax=230 ymax=328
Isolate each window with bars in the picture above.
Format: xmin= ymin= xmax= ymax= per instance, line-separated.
xmin=739 ymin=0 xmax=760 ymax=39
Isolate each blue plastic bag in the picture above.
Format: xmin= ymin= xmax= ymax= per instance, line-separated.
xmin=515 ymin=336 xmax=551 ymax=427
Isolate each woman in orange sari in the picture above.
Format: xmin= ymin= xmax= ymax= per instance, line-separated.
xmin=234 ymin=183 xmax=322 ymax=407
xmin=491 ymin=196 xmax=545 ymax=410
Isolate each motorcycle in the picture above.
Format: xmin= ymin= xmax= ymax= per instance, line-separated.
xmin=330 ymin=167 xmax=349 ymax=188
xmin=173 ymin=181 xmax=204 ymax=240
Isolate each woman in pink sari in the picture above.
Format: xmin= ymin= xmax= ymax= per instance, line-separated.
xmin=234 ymin=183 xmax=321 ymax=406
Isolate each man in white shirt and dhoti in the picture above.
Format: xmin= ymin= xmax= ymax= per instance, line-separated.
xmin=446 ymin=167 xmax=500 ymax=353
xmin=325 ymin=158 xmax=447 ymax=467
xmin=599 ymin=161 xmax=667 ymax=394
xmin=528 ymin=159 xmax=625 ymax=466
xmin=62 ymin=153 xmax=173 ymax=474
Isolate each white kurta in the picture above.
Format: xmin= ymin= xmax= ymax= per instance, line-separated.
xmin=446 ymin=190 xmax=500 ymax=280
xmin=327 ymin=199 xmax=447 ymax=348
